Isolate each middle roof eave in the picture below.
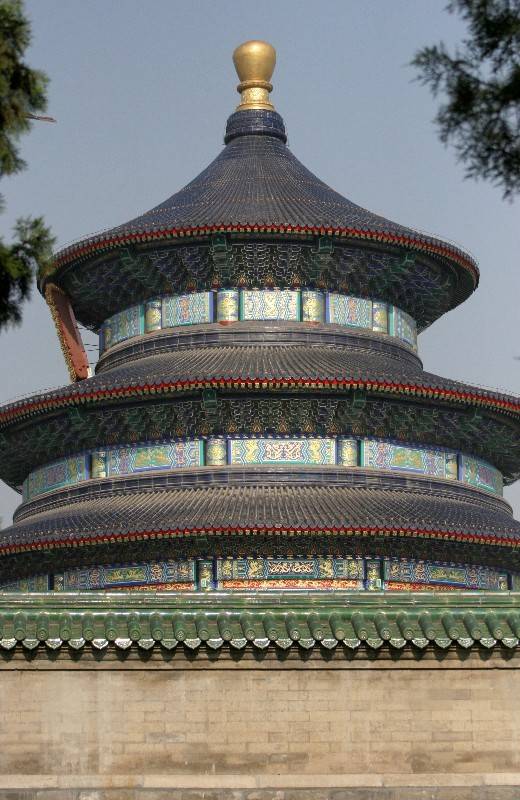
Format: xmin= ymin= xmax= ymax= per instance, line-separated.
xmin=1 ymin=345 xmax=518 ymax=426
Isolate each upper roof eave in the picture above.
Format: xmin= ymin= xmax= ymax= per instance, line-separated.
xmin=45 ymin=223 xmax=479 ymax=288
xmin=42 ymin=113 xmax=479 ymax=288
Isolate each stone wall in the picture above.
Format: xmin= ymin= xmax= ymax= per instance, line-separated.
xmin=1 ymin=651 xmax=520 ymax=798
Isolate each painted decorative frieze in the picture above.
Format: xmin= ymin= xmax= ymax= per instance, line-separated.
xmin=228 ymin=437 xmax=336 ymax=465
xmin=361 ymin=439 xmax=457 ymax=479
xmin=215 ymin=556 xmax=364 ymax=590
xmin=461 ymin=454 xmax=504 ymax=495
xmin=205 ymin=438 xmax=227 ymax=466
xmin=103 ymin=440 xmax=204 ymax=477
xmin=372 ymin=301 xmax=388 ymax=333
xmin=23 ymin=455 xmax=89 ymax=501
xmin=301 ymin=290 xmax=325 ymax=323
xmin=365 ymin=559 xmax=383 ymax=591
xmin=100 ymin=304 xmax=143 ymax=352
xmin=91 ymin=451 xmax=108 ymax=480
xmin=394 ymin=307 xmax=418 ymax=350
xmin=54 ymin=559 xmax=196 ymax=591
xmin=99 ymin=289 xmax=419 ymax=354
xmin=383 ymin=558 xmax=508 ymax=591
xmin=327 ymin=293 xmax=372 ymax=328
xmin=1 ymin=556 xmax=513 ymax=592
xmin=0 ymin=574 xmax=50 ymax=592
xmin=337 ymin=438 xmax=359 ymax=467
xmin=144 ymin=298 xmax=162 ymax=332
xmin=162 ymin=291 xmax=213 ymax=328
xmin=216 ymin=289 xmax=239 ymax=322
xmin=241 ymin=289 xmax=300 ymax=321
xmin=22 ymin=436 xmax=503 ymax=502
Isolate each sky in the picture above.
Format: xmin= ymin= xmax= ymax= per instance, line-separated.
xmin=0 ymin=0 xmax=518 ymax=525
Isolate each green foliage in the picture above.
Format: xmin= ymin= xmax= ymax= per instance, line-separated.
xmin=0 ymin=217 xmax=54 ymax=326
xmin=0 ymin=0 xmax=54 ymax=329
xmin=413 ymin=0 xmax=520 ymax=198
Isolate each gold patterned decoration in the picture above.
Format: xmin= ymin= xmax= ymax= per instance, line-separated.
xmin=45 ymin=284 xmax=75 ymax=381
xmin=145 ymin=299 xmax=162 ymax=332
xmin=91 ymin=452 xmax=107 ymax=479
xmin=206 ymin=438 xmax=227 ymax=466
xmin=338 ymin=438 xmax=359 ymax=467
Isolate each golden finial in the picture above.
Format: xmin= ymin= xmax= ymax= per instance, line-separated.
xmin=232 ymin=40 xmax=276 ymax=112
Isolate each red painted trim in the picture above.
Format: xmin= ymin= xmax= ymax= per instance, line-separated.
xmin=51 ymin=224 xmax=478 ymax=282
xmin=1 ymin=524 xmax=517 ymax=557
xmin=1 ymin=376 xmax=518 ymax=428
xmin=45 ymin=284 xmax=90 ymax=381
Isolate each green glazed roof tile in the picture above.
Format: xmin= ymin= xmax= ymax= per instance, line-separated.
xmin=0 ymin=590 xmax=519 ymax=656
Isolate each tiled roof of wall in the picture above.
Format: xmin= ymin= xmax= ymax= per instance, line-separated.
xmin=0 ymin=590 xmax=519 ymax=656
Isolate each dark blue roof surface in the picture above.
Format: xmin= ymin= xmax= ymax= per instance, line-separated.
xmin=107 ymin=111 xmax=429 ymax=237
xmin=57 ymin=110 xmax=471 ymax=262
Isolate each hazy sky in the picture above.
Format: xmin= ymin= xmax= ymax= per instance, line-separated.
xmin=0 ymin=0 xmax=518 ymax=525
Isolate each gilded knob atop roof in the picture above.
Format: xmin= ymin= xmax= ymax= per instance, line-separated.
xmin=232 ymin=40 xmax=276 ymax=111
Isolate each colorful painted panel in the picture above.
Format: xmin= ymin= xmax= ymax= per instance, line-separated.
xmin=372 ymin=301 xmax=388 ymax=333
xmin=91 ymin=451 xmax=108 ymax=480
xmin=394 ymin=307 xmax=418 ymax=350
xmin=100 ymin=304 xmax=142 ymax=353
xmin=302 ymin=290 xmax=325 ymax=323
xmin=145 ymin=298 xmax=162 ymax=332
xmin=384 ymin=559 xmax=508 ymax=590
xmin=104 ymin=440 xmax=203 ymax=476
xmin=162 ymin=292 xmax=212 ymax=328
xmin=98 ymin=289 xmax=420 ymax=355
xmin=24 ymin=434 xmax=503 ymax=503
xmin=218 ymin=579 xmax=362 ymax=590
xmin=216 ymin=557 xmax=364 ymax=590
xmin=461 ymin=455 xmax=503 ymax=495
xmin=228 ymin=438 xmax=336 ymax=466
xmin=365 ymin=559 xmax=383 ymax=591
xmin=217 ymin=289 xmax=239 ymax=322
xmin=338 ymin=438 xmax=359 ymax=467
xmin=385 ymin=583 xmax=462 ymax=592
xmin=327 ymin=294 xmax=372 ymax=328
xmin=241 ymin=290 xmax=300 ymax=321
xmin=24 ymin=454 xmax=89 ymax=501
xmin=198 ymin=560 xmax=214 ymax=590
xmin=362 ymin=439 xmax=449 ymax=478
xmin=206 ymin=438 xmax=227 ymax=466
xmin=0 ymin=574 xmax=50 ymax=592
xmin=54 ymin=559 xmax=196 ymax=591
xmin=445 ymin=453 xmax=458 ymax=480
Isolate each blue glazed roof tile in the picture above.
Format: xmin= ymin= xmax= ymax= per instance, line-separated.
xmin=55 ymin=110 xmax=475 ymax=273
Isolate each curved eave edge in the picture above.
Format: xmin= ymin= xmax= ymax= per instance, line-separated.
xmin=1 ymin=524 xmax=519 ymax=558
xmin=41 ymin=225 xmax=479 ymax=287
xmin=1 ymin=377 xmax=518 ymax=429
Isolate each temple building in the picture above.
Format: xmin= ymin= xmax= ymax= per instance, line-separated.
xmin=0 ymin=42 xmax=518 ymax=594
xmin=1 ymin=41 xmax=520 ymax=799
